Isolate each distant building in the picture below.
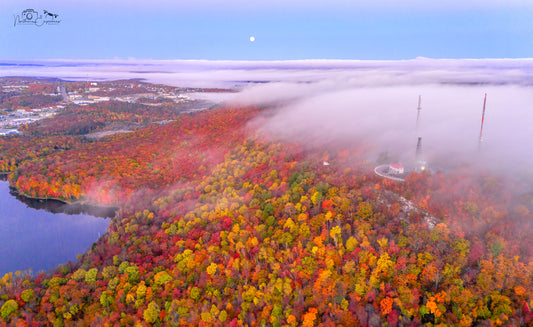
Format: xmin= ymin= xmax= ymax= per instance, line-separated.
xmin=0 ymin=129 xmax=20 ymax=136
xmin=16 ymin=109 xmax=30 ymax=115
xmin=94 ymin=96 xmax=110 ymax=102
xmin=389 ymin=163 xmax=404 ymax=175
xmin=72 ymin=100 xmax=93 ymax=106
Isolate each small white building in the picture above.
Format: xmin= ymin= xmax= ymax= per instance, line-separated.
xmin=389 ymin=163 xmax=404 ymax=175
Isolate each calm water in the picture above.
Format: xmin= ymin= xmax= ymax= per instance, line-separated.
xmin=0 ymin=180 xmax=114 ymax=276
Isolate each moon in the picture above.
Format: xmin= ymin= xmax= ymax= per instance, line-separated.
xmin=249 ymin=36 xmax=255 ymax=42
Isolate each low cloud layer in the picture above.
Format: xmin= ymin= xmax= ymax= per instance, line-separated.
xmin=244 ymin=84 xmax=533 ymax=176
xmin=214 ymin=60 xmax=533 ymax=181
xmin=2 ymin=58 xmax=533 ymax=88
xmin=2 ymin=59 xmax=533 ymax=181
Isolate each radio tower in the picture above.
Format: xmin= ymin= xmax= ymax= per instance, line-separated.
xmin=415 ymin=136 xmax=427 ymax=171
xmin=416 ymin=137 xmax=422 ymax=160
xmin=414 ymin=96 xmax=427 ymax=171
xmin=416 ymin=95 xmax=422 ymax=131
xmin=478 ymin=93 xmax=487 ymax=150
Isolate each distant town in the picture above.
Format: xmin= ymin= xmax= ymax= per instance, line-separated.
xmin=0 ymin=77 xmax=233 ymax=136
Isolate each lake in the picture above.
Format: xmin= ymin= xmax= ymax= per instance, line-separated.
xmin=0 ymin=179 xmax=114 ymax=276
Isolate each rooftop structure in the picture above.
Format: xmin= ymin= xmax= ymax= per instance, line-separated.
xmin=374 ymin=163 xmax=408 ymax=182
xmin=389 ymin=163 xmax=404 ymax=174
xmin=374 ymin=95 xmax=430 ymax=181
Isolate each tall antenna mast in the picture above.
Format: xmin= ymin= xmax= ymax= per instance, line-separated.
xmin=416 ymin=95 xmax=422 ymax=130
xmin=416 ymin=137 xmax=422 ymax=160
xmin=478 ymin=93 xmax=487 ymax=150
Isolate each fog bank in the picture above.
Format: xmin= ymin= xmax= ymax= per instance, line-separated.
xmin=3 ymin=58 xmax=533 ymax=180
xmin=235 ymin=83 xmax=533 ymax=181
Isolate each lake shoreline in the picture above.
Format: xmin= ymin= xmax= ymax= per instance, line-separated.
xmin=0 ymin=180 xmax=112 ymax=276
xmin=0 ymin=175 xmax=118 ymax=218
xmin=11 ymin=186 xmax=118 ymax=217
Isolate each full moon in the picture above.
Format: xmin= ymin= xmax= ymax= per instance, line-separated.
xmin=249 ymin=36 xmax=255 ymax=42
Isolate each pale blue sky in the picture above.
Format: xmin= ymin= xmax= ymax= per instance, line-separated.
xmin=1 ymin=0 xmax=532 ymax=60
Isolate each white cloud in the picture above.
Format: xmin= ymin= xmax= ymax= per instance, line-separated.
xmin=2 ymin=58 xmax=533 ymax=88
xmin=245 ymin=83 xmax=533 ymax=181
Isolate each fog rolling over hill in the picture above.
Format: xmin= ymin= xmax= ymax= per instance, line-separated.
xmin=190 ymin=59 xmax=531 ymax=184
xmin=3 ymin=58 xmax=533 ymax=181
xmin=236 ymin=83 xmax=533 ymax=183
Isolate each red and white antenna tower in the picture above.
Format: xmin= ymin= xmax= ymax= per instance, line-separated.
xmin=478 ymin=93 xmax=487 ymax=150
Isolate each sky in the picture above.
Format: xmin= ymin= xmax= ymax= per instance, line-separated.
xmin=1 ymin=0 xmax=532 ymax=60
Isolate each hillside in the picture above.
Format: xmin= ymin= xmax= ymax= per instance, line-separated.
xmin=0 ymin=104 xmax=532 ymax=326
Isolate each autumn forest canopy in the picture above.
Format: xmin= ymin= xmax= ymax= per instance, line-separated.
xmin=0 ymin=79 xmax=532 ymax=326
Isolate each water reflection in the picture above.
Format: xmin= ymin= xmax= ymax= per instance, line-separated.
xmin=9 ymin=188 xmax=117 ymax=218
xmin=0 ymin=174 xmax=117 ymax=218
xmin=0 ymin=179 xmax=115 ymax=276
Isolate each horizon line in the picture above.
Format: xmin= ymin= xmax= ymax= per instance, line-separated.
xmin=2 ymin=57 xmax=533 ymax=64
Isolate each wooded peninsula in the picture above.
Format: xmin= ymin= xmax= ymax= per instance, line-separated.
xmin=0 ymin=78 xmax=531 ymax=326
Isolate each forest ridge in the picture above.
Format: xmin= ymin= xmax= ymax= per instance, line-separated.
xmin=0 ymin=79 xmax=532 ymax=326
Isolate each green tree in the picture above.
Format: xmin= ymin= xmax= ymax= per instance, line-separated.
xmin=143 ymin=301 xmax=160 ymax=324
xmin=356 ymin=201 xmax=373 ymax=220
xmin=85 ymin=268 xmax=98 ymax=284
xmin=1 ymin=299 xmax=18 ymax=321
xmin=125 ymin=266 xmax=139 ymax=283
xmin=190 ymin=286 xmax=201 ymax=301
xmin=21 ymin=289 xmax=34 ymax=303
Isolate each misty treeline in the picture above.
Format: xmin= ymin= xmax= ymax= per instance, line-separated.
xmin=0 ymin=97 xmax=531 ymax=326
